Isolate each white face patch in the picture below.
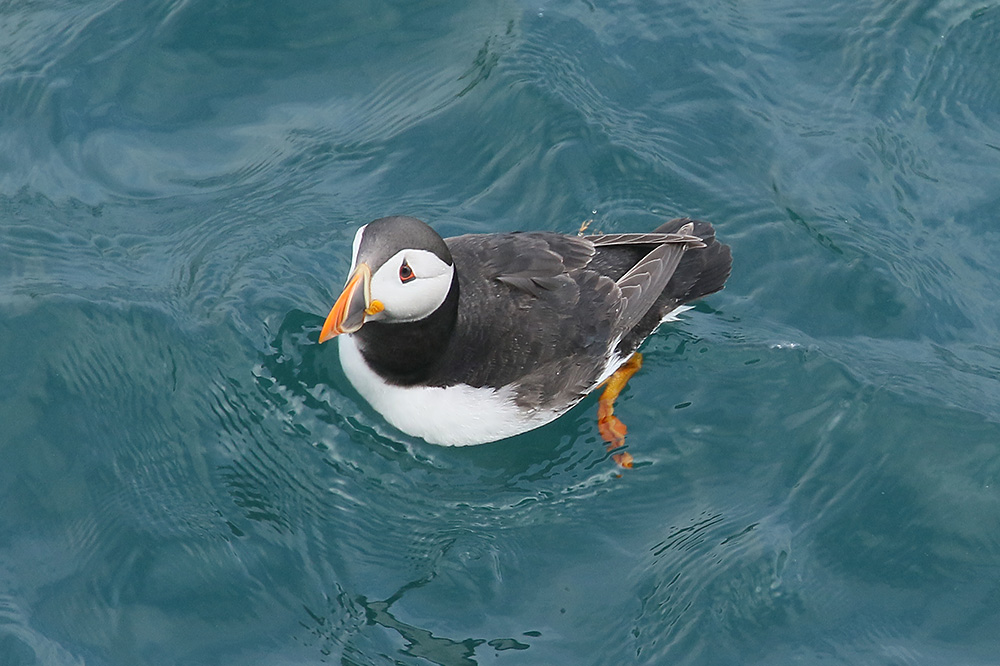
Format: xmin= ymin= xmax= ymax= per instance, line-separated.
xmin=367 ymin=248 xmax=455 ymax=323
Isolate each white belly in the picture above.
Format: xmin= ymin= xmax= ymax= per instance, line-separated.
xmin=335 ymin=305 xmax=690 ymax=445
xmin=338 ymin=335 xmax=562 ymax=446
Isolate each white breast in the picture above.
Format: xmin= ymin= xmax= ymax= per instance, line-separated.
xmin=338 ymin=335 xmax=561 ymax=446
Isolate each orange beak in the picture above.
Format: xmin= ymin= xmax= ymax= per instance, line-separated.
xmin=319 ymin=263 xmax=380 ymax=343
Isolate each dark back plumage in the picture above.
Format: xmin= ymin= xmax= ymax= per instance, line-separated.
xmin=351 ymin=217 xmax=732 ymax=412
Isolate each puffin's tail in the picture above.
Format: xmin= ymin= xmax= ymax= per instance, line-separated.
xmin=655 ymin=217 xmax=732 ymax=305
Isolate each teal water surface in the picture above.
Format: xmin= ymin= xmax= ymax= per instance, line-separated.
xmin=3 ymin=1 xmax=1000 ymax=664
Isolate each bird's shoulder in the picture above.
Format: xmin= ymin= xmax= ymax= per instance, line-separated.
xmin=446 ymin=231 xmax=595 ymax=297
xmin=429 ymin=232 xmax=618 ymax=399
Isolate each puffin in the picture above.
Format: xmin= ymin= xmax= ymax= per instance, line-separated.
xmin=318 ymin=216 xmax=731 ymax=460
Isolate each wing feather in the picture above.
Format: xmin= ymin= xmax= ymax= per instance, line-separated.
xmin=612 ymin=242 xmax=688 ymax=337
xmin=585 ymin=228 xmax=706 ymax=250
xmin=439 ymin=223 xmax=721 ymax=408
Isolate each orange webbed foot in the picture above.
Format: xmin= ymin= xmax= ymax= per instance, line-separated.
xmin=597 ymin=353 xmax=642 ymax=468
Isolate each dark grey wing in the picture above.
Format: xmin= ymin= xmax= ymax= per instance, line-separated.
xmin=438 ymin=233 xmax=617 ymax=408
xmin=508 ymin=268 xmax=621 ymax=408
xmin=611 ymin=218 xmax=733 ymax=355
xmin=467 ymin=232 xmax=594 ymax=275
xmin=477 ymin=232 xmax=594 ymax=300
xmin=586 ymin=229 xmax=706 ymax=249
xmin=434 ymin=224 xmax=728 ymax=409
xmin=612 ymin=241 xmax=688 ymax=337
xmin=584 ymin=222 xmax=702 ymax=340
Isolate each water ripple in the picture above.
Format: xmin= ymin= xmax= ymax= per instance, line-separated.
xmin=915 ymin=4 xmax=1000 ymax=129
xmin=4 ymin=1 xmax=1000 ymax=663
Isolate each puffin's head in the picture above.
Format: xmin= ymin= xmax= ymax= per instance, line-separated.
xmin=318 ymin=216 xmax=455 ymax=343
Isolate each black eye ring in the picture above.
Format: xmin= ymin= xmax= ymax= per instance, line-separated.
xmin=399 ymin=260 xmax=415 ymax=283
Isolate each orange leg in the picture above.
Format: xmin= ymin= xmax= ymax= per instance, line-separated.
xmin=597 ymin=352 xmax=643 ymax=468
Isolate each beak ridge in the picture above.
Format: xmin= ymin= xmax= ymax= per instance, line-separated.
xmin=319 ymin=263 xmax=371 ymax=343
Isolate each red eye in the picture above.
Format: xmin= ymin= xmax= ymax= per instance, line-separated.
xmin=399 ymin=261 xmax=415 ymax=283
